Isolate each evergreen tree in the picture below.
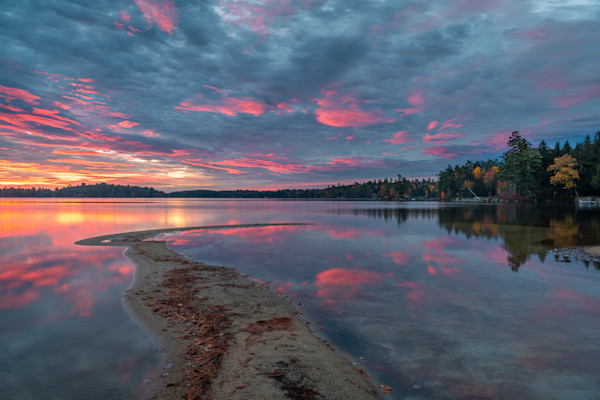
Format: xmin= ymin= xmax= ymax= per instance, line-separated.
xmin=498 ymin=131 xmax=542 ymax=200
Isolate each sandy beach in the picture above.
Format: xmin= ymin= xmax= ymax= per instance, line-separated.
xmin=76 ymin=224 xmax=383 ymax=400
xmin=584 ymin=246 xmax=600 ymax=258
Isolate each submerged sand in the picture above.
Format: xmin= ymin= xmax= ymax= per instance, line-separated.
xmin=76 ymin=224 xmax=383 ymax=400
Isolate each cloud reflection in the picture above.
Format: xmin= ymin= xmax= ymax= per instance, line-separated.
xmin=315 ymin=267 xmax=393 ymax=307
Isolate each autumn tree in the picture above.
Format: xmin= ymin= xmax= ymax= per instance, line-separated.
xmin=548 ymin=154 xmax=580 ymax=193
xmin=483 ymin=166 xmax=499 ymax=196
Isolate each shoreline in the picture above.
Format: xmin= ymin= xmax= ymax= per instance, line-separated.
xmin=549 ymin=246 xmax=600 ymax=264
xmin=76 ymin=224 xmax=383 ymax=400
xmin=584 ymin=246 xmax=600 ymax=258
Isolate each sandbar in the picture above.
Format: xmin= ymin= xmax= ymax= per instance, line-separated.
xmin=76 ymin=224 xmax=383 ymax=400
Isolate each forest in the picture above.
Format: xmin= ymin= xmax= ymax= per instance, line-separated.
xmin=0 ymin=182 xmax=165 ymax=198
xmin=1 ymin=131 xmax=598 ymax=200
xmin=437 ymin=131 xmax=600 ymax=201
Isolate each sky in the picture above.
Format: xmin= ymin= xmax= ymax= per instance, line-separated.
xmin=1 ymin=0 xmax=599 ymax=191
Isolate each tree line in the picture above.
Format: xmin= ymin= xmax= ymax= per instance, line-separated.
xmin=1 ymin=131 xmax=597 ymax=200
xmin=0 ymin=177 xmax=440 ymax=199
xmin=0 ymin=182 xmax=165 ymax=197
xmin=167 ymin=177 xmax=438 ymax=199
xmin=438 ymin=131 xmax=600 ymax=201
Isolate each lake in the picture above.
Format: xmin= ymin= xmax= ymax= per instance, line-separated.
xmin=1 ymin=199 xmax=599 ymax=399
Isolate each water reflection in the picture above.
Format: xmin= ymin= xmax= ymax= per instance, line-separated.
xmin=3 ymin=199 xmax=599 ymax=399
xmin=344 ymin=205 xmax=600 ymax=270
xmin=0 ymin=199 xmax=192 ymax=399
xmin=165 ymin=204 xmax=600 ymax=400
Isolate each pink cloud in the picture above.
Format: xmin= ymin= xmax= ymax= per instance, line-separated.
xmin=408 ymin=91 xmax=424 ymax=106
xmin=114 ymin=22 xmax=134 ymax=36
xmin=318 ymin=156 xmax=385 ymax=171
xmin=423 ymin=146 xmax=459 ymax=159
xmin=383 ymin=130 xmax=412 ymax=145
xmin=53 ymin=101 xmax=71 ymax=110
xmin=133 ymin=0 xmax=179 ymax=34
xmin=0 ymin=84 xmax=40 ymax=104
xmin=106 ymin=120 xmax=140 ymax=130
xmin=0 ymin=109 xmax=80 ymax=131
xmin=207 ymin=155 xmax=306 ymax=174
xmin=427 ymin=120 xmax=438 ymax=130
xmin=427 ymin=265 xmax=438 ymax=275
xmin=395 ymin=90 xmax=424 ymax=115
xmin=181 ymin=159 xmax=247 ymax=175
xmin=276 ymin=101 xmax=295 ymax=114
xmin=313 ymin=88 xmax=393 ymax=128
xmin=119 ymin=9 xmax=131 ymax=23
xmin=51 ymin=150 xmax=104 ymax=156
xmin=117 ymin=120 xmax=139 ymax=128
xmin=423 ymin=131 xmax=464 ymax=144
xmin=46 ymin=158 xmax=135 ymax=168
xmin=439 ymin=116 xmax=463 ymax=130
xmin=177 ymin=154 xmax=387 ymax=177
xmin=176 ymin=95 xmax=268 ymax=116
xmin=141 ymin=129 xmax=160 ymax=137
xmin=115 ymin=10 xmax=142 ymax=36
xmin=486 ymin=130 xmax=511 ymax=150
xmin=203 ymin=85 xmax=226 ymax=94
xmin=0 ymin=104 xmax=24 ymax=113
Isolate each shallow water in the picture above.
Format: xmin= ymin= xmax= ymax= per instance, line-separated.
xmin=1 ymin=199 xmax=599 ymax=399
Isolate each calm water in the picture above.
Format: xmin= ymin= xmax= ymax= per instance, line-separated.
xmin=161 ymin=201 xmax=600 ymax=400
xmin=1 ymin=199 xmax=599 ymax=399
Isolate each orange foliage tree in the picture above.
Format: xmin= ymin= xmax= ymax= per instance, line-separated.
xmin=548 ymin=154 xmax=580 ymax=190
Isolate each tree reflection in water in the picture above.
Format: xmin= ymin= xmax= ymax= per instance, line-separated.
xmin=342 ymin=204 xmax=600 ymax=271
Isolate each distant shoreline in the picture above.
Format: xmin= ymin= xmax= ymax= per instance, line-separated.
xmin=76 ymin=224 xmax=382 ymax=400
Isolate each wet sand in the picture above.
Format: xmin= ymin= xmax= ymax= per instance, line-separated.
xmin=76 ymin=224 xmax=383 ymax=400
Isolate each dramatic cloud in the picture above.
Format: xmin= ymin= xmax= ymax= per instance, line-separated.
xmin=0 ymin=0 xmax=598 ymax=190
xmin=313 ymin=88 xmax=393 ymax=128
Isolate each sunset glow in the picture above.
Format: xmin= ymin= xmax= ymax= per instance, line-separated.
xmin=0 ymin=1 xmax=598 ymax=190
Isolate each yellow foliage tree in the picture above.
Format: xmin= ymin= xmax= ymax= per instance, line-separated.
xmin=548 ymin=154 xmax=580 ymax=190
